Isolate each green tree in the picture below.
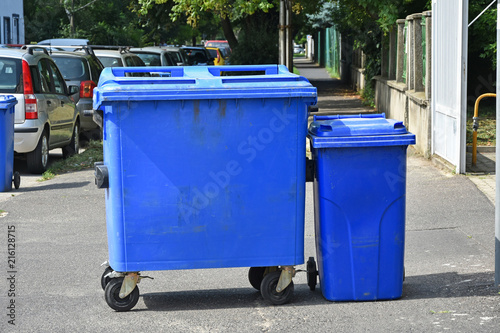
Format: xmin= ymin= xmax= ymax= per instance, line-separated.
xmin=24 ymin=0 xmax=145 ymax=45
xmin=324 ymin=0 xmax=430 ymax=102
xmin=136 ymin=0 xmax=321 ymax=64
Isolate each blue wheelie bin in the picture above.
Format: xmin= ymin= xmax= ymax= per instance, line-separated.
xmin=93 ymin=65 xmax=317 ymax=310
xmin=0 ymin=95 xmax=18 ymax=192
xmin=308 ymin=114 xmax=415 ymax=301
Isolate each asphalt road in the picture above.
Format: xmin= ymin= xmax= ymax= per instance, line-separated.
xmin=0 ymin=149 xmax=498 ymax=332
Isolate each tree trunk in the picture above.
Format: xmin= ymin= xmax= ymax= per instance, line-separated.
xmin=221 ymin=15 xmax=238 ymax=49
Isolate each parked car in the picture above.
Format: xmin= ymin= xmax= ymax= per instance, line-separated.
xmin=181 ymin=46 xmax=214 ymax=66
xmin=294 ymin=46 xmax=305 ymax=54
xmin=163 ymin=46 xmax=189 ymax=66
xmin=47 ymin=46 xmax=103 ymax=139
xmin=206 ymin=47 xmax=225 ymax=66
xmin=93 ymin=47 xmax=147 ymax=68
xmin=130 ymin=47 xmax=176 ymax=66
xmin=205 ymin=40 xmax=231 ymax=53
xmin=0 ymin=48 xmax=80 ymax=173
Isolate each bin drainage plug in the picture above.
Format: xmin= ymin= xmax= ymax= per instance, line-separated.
xmin=276 ymin=266 xmax=295 ymax=292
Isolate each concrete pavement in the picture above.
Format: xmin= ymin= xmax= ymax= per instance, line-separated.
xmin=0 ymin=60 xmax=498 ymax=332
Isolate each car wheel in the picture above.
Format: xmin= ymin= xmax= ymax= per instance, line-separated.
xmin=63 ymin=121 xmax=80 ymax=158
xmin=27 ymin=130 xmax=49 ymax=174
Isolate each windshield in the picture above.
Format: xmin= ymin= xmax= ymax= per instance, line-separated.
xmin=98 ymin=56 xmax=123 ymax=67
xmin=52 ymin=56 xmax=90 ymax=81
xmin=0 ymin=57 xmax=22 ymax=93
xmin=135 ymin=53 xmax=161 ymax=66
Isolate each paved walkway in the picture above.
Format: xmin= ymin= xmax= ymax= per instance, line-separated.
xmin=295 ymin=57 xmax=497 ymax=205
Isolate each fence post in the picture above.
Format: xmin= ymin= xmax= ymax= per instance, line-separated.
xmin=412 ymin=13 xmax=424 ymax=92
xmin=406 ymin=15 xmax=415 ymax=90
xmin=396 ymin=19 xmax=406 ymax=84
xmin=389 ymin=26 xmax=397 ymax=80
xmin=423 ymin=10 xmax=432 ymax=100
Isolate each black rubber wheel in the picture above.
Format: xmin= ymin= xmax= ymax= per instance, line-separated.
xmin=63 ymin=121 xmax=80 ymax=158
xmin=260 ymin=271 xmax=294 ymax=305
xmin=248 ymin=267 xmax=267 ymax=290
xmin=101 ymin=266 xmax=114 ymax=290
xmin=307 ymin=257 xmax=318 ymax=291
xmin=27 ymin=130 xmax=49 ymax=174
xmin=104 ymin=277 xmax=140 ymax=312
xmin=13 ymin=172 xmax=20 ymax=189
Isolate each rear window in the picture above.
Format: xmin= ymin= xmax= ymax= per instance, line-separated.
xmin=52 ymin=56 xmax=90 ymax=81
xmin=207 ymin=49 xmax=218 ymax=58
xmin=135 ymin=53 xmax=161 ymax=66
xmin=99 ymin=56 xmax=123 ymax=68
xmin=0 ymin=57 xmax=22 ymax=93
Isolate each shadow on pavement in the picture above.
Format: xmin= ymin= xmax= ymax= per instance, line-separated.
xmin=139 ymin=271 xmax=497 ymax=312
xmin=403 ymin=271 xmax=497 ymax=299
xmin=141 ymin=285 xmax=326 ymax=312
xmin=18 ymin=181 xmax=91 ymax=192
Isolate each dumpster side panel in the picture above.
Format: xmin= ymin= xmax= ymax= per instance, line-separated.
xmin=0 ymin=101 xmax=15 ymax=192
xmin=313 ymin=145 xmax=408 ymax=301
xmin=103 ymin=97 xmax=311 ymax=272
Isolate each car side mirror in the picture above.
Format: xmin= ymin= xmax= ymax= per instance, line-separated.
xmin=68 ymin=85 xmax=79 ymax=95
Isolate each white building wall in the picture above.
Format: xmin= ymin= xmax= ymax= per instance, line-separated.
xmin=1 ymin=0 xmax=25 ymax=45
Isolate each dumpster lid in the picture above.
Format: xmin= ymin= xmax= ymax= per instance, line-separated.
xmin=93 ymin=65 xmax=317 ymax=110
xmin=308 ymin=114 xmax=416 ymax=148
xmin=0 ymin=95 xmax=18 ymax=109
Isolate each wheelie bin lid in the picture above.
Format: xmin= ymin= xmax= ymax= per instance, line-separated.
xmin=93 ymin=65 xmax=317 ymax=110
xmin=308 ymin=114 xmax=416 ymax=148
xmin=0 ymin=95 xmax=17 ymax=110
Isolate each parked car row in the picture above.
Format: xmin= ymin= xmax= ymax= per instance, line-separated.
xmin=0 ymin=40 xmax=232 ymax=173
xmin=0 ymin=47 xmax=81 ymax=173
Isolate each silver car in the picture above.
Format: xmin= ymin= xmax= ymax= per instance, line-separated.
xmin=0 ymin=48 xmax=80 ymax=173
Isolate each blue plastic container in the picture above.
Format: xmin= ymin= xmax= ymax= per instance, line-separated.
xmin=94 ymin=65 xmax=317 ymax=272
xmin=308 ymin=114 xmax=415 ymax=301
xmin=0 ymin=96 xmax=17 ymax=192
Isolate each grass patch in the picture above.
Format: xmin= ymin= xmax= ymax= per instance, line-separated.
xmin=40 ymin=140 xmax=103 ymax=181
xmin=293 ymin=67 xmax=300 ymax=75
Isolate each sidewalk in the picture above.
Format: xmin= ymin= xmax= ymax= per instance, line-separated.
xmin=295 ymin=57 xmax=497 ymax=205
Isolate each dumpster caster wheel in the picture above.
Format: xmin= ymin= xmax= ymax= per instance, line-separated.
xmin=104 ymin=278 xmax=139 ymax=312
xmin=260 ymin=271 xmax=294 ymax=305
xmin=101 ymin=266 xmax=114 ymax=290
xmin=306 ymin=257 xmax=318 ymax=291
xmin=248 ymin=267 xmax=267 ymax=290
xmin=12 ymin=172 xmax=20 ymax=189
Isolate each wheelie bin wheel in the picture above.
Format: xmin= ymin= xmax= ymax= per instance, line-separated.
xmin=306 ymin=257 xmax=318 ymax=291
xmin=104 ymin=277 xmax=139 ymax=312
xmin=248 ymin=267 xmax=267 ymax=290
xmin=101 ymin=266 xmax=114 ymax=290
xmin=13 ymin=172 xmax=20 ymax=189
xmin=260 ymin=271 xmax=294 ymax=305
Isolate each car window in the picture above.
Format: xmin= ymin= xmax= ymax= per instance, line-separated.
xmin=89 ymin=57 xmax=103 ymax=82
xmin=207 ymin=49 xmax=218 ymax=58
xmin=135 ymin=53 xmax=161 ymax=66
xmin=167 ymin=51 xmax=182 ymax=64
xmin=133 ymin=56 xmax=146 ymax=66
xmin=99 ymin=56 xmax=123 ymax=67
xmin=0 ymin=57 xmax=21 ymax=93
xmin=52 ymin=56 xmax=90 ymax=81
xmin=37 ymin=59 xmax=53 ymax=93
xmin=48 ymin=61 xmax=67 ymax=94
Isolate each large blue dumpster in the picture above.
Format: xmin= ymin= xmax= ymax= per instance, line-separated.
xmin=94 ymin=65 xmax=317 ymax=310
xmin=0 ymin=96 xmax=18 ymax=192
xmin=308 ymin=114 xmax=415 ymax=301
